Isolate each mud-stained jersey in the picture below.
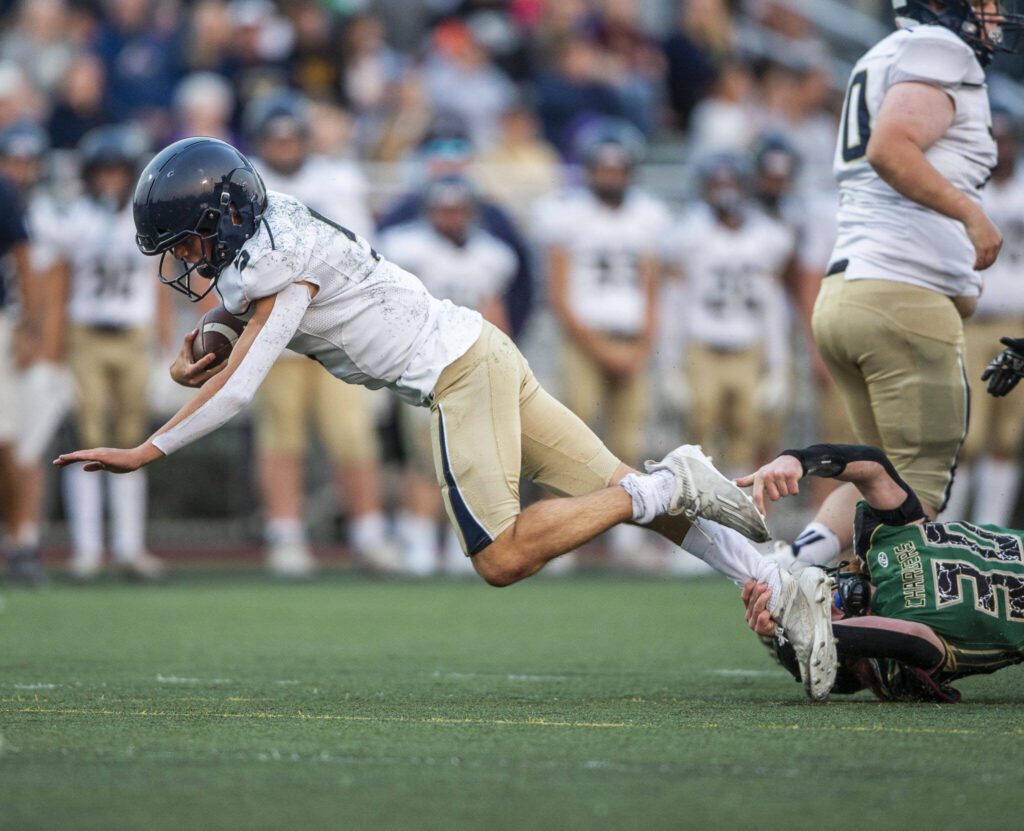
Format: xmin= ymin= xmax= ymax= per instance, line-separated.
xmin=215 ymin=191 xmax=482 ymax=405
xmin=663 ymin=204 xmax=795 ymax=350
xmin=533 ymin=187 xmax=670 ymax=336
xmin=856 ymin=503 xmax=1024 ymax=672
xmin=34 ymin=196 xmax=157 ymax=327
xmin=831 ymin=21 xmax=996 ymax=297
xmin=377 ymin=220 xmax=516 ymax=312
xmin=976 ymin=174 xmax=1024 ymax=317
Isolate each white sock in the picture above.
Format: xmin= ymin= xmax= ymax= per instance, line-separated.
xmin=351 ymin=511 xmax=387 ymax=554
xmin=792 ymin=521 xmax=840 ymax=566
xmin=15 ymin=522 xmax=39 ymax=548
xmin=265 ymin=517 xmax=307 ymax=547
xmin=620 ymin=470 xmax=675 ymax=524
xmin=110 ymin=470 xmax=147 ymax=563
xmin=64 ymin=465 xmax=104 ymax=568
xmin=973 ymin=457 xmax=1021 ymax=526
xmin=940 ymin=462 xmax=971 ymax=522
xmin=682 ymin=519 xmax=783 ymax=610
xmin=395 ymin=512 xmax=438 ymax=576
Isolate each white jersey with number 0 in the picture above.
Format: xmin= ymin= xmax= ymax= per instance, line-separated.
xmin=534 ymin=187 xmax=670 ymax=336
xmin=215 ymin=191 xmax=482 ymax=406
xmin=831 ymin=20 xmax=995 ymax=297
xmin=664 ymin=204 xmax=795 ymax=351
xmin=976 ymin=173 xmax=1024 ymax=317
xmin=378 ymin=220 xmax=516 ymax=312
xmin=35 ymin=196 xmax=157 ymax=327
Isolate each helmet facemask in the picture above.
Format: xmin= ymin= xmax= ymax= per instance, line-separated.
xmin=144 ymin=173 xmax=264 ymax=303
xmin=896 ymin=0 xmax=1024 ymax=64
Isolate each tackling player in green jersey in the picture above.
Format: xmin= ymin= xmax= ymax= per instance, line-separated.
xmin=738 ymin=444 xmax=1024 ymax=701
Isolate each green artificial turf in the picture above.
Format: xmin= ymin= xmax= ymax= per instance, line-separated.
xmin=1 ymin=573 xmax=1021 ymax=831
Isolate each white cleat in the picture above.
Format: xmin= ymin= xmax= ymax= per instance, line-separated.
xmin=772 ymin=566 xmax=838 ymax=701
xmin=645 ymin=445 xmax=771 ymax=542
xmin=357 ymin=540 xmax=404 ymax=575
xmin=119 ymin=551 xmax=168 ymax=582
xmin=267 ymin=541 xmax=317 ymax=580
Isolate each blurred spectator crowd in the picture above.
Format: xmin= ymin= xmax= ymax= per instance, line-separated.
xmin=0 ymin=0 xmax=1023 ymax=580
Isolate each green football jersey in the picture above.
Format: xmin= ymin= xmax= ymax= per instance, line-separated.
xmin=859 ymin=506 xmax=1024 ymax=669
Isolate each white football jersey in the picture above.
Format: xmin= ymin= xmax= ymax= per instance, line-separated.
xmin=533 ymin=187 xmax=671 ymax=336
xmin=664 ymin=204 xmax=795 ymax=350
xmin=976 ymin=173 xmax=1024 ymax=317
xmin=253 ymin=155 xmax=375 ymax=361
xmin=377 ymin=220 xmax=516 ymax=312
xmin=831 ymin=21 xmax=995 ymax=297
xmin=215 ymin=191 xmax=482 ymax=406
xmin=36 ymin=196 xmax=157 ymax=327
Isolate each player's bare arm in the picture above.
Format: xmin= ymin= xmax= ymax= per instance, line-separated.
xmin=738 ymin=444 xmax=915 ymax=516
xmin=741 ymin=578 xmax=945 ymax=670
xmin=867 ymin=81 xmax=1002 ymax=271
xmin=54 ymin=284 xmax=310 ymax=474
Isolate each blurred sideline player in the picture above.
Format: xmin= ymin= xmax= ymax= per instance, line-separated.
xmin=56 ymin=138 xmax=841 ymax=697
xmin=662 ymin=154 xmax=793 ymax=475
xmin=378 ymin=176 xmax=515 ymax=576
xmin=246 ymin=92 xmax=395 ymax=577
xmin=0 ymin=122 xmax=43 ymax=583
xmin=42 ymin=126 xmax=171 ymax=580
xmin=752 ymin=133 xmax=855 ymax=504
xmin=788 ymin=0 xmax=1021 ymax=569
xmin=535 ymin=119 xmax=669 ymax=564
xmin=1 ymin=123 xmax=75 ymax=584
xmin=942 ymin=109 xmax=1024 ymax=526
xmin=740 ymin=444 xmax=1024 ymax=702
xmin=377 ymin=114 xmax=535 ymax=340
xmin=537 ymin=120 xmax=668 ymax=468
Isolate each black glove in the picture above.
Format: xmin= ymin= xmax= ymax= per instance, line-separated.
xmin=981 ymin=337 xmax=1024 ymax=397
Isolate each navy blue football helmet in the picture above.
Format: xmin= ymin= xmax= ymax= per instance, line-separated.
xmin=894 ymin=0 xmax=1024 ymax=65
xmin=133 ymin=137 xmax=267 ymax=302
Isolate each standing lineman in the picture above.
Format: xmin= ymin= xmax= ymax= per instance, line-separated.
xmin=788 ymin=0 xmax=1023 ymax=568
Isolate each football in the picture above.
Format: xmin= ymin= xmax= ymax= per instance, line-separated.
xmin=191 ymin=307 xmax=246 ymax=367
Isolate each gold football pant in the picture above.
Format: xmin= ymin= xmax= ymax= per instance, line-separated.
xmin=430 ymin=322 xmax=621 ymax=555
xmin=685 ymin=343 xmax=761 ymax=471
xmin=560 ymin=335 xmax=649 ymax=466
xmin=67 ymin=325 xmax=151 ymax=448
xmin=254 ymin=355 xmax=380 ymax=465
xmin=812 ymin=277 xmax=968 ymax=512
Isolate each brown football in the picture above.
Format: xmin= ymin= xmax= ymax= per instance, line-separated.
xmin=191 ymin=307 xmax=246 ymax=367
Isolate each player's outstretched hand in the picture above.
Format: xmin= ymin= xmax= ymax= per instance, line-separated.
xmin=53 ymin=444 xmax=162 ymax=474
xmin=982 ymin=336 xmax=1024 ymax=397
xmin=735 ymin=454 xmax=803 ymax=515
xmin=741 ymin=579 xmax=776 ymax=637
xmin=170 ymin=328 xmax=227 ymax=388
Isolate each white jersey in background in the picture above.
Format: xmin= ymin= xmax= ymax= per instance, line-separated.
xmin=253 ymin=154 xmax=374 ymax=239
xmin=976 ymin=173 xmax=1024 ymax=317
xmin=831 ymin=20 xmax=995 ymax=297
xmin=377 ymin=220 xmax=516 ymax=312
xmin=664 ymin=204 xmax=794 ymax=355
xmin=533 ymin=187 xmax=670 ymax=336
xmin=215 ymin=190 xmax=482 ymax=406
xmin=35 ymin=197 xmax=158 ymax=327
